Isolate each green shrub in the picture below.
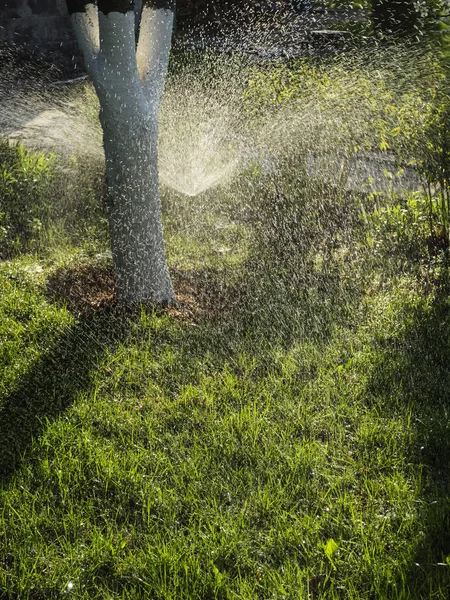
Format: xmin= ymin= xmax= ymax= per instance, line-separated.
xmin=56 ymin=154 xmax=108 ymax=246
xmin=244 ymin=49 xmax=442 ymax=154
xmin=0 ymin=136 xmax=109 ymax=259
xmin=369 ymin=190 xmax=441 ymax=257
xmin=244 ymin=49 xmax=450 ymax=259
xmin=410 ymin=86 xmax=450 ymax=247
xmin=0 ymin=139 xmax=55 ymax=258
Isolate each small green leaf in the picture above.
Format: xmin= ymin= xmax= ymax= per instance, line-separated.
xmin=213 ymin=565 xmax=223 ymax=585
xmin=324 ymin=538 xmax=339 ymax=560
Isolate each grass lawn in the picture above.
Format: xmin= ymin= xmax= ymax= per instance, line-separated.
xmin=1 ymin=47 xmax=450 ymax=599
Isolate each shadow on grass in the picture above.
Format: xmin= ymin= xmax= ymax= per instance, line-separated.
xmin=363 ymin=272 xmax=450 ymax=596
xmin=0 ymin=260 xmax=254 ymax=489
xmin=4 ymin=164 xmax=450 ymax=596
xmin=0 ymin=303 xmax=133 ymax=487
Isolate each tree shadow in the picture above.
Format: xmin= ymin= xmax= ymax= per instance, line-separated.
xmin=0 ymin=301 xmax=133 ymax=486
xmin=362 ymin=271 xmax=450 ymax=596
xmin=0 ymin=258 xmax=256 ymax=488
xmin=0 ymin=260 xmax=191 ymax=486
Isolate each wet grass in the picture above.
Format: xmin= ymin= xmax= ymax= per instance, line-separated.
xmin=2 ymin=50 xmax=450 ymax=599
xmin=1 ymin=160 xmax=450 ymax=599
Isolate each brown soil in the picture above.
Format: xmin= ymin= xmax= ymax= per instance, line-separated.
xmin=45 ymin=262 xmax=227 ymax=324
xmin=46 ymin=262 xmax=116 ymax=314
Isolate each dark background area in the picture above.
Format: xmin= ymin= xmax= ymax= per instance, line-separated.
xmin=0 ymin=0 xmax=286 ymax=51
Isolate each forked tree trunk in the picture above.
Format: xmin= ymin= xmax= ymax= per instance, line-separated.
xmin=67 ymin=0 xmax=175 ymax=305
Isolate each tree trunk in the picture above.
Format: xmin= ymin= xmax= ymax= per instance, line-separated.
xmin=67 ymin=1 xmax=175 ymax=306
xmin=101 ymin=106 xmax=173 ymax=304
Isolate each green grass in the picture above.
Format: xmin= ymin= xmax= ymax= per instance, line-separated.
xmin=2 ymin=52 xmax=450 ymax=599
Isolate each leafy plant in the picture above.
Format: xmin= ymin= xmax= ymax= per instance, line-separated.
xmin=369 ymin=190 xmax=443 ymax=257
xmin=0 ymin=135 xmax=108 ymax=259
xmin=413 ymin=86 xmax=450 ymax=248
xmin=0 ymin=139 xmax=55 ymax=258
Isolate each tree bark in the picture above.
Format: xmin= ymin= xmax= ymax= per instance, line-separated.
xmin=101 ymin=106 xmax=173 ymax=304
xmin=67 ymin=0 xmax=175 ymax=306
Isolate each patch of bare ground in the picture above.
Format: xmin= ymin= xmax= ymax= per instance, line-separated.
xmin=45 ymin=262 xmax=236 ymax=324
xmin=45 ymin=262 xmax=116 ymax=314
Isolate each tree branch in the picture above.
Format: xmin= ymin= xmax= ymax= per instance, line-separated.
xmin=136 ymin=0 xmax=175 ymax=107
xmin=67 ymin=1 xmax=100 ymax=77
